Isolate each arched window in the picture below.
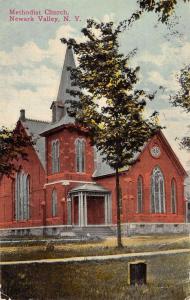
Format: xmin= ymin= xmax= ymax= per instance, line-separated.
xmin=171 ymin=178 xmax=177 ymax=214
xmin=151 ymin=167 xmax=165 ymax=213
xmin=75 ymin=138 xmax=85 ymax=172
xmin=15 ymin=171 xmax=30 ymax=220
xmin=52 ymin=139 xmax=60 ymax=173
xmin=137 ymin=176 xmax=143 ymax=213
xmin=52 ymin=189 xmax=57 ymax=217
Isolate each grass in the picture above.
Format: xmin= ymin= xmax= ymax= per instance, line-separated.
xmin=1 ymin=252 xmax=190 ymax=300
xmin=1 ymin=235 xmax=189 ymax=299
xmin=0 ymin=234 xmax=189 ymax=262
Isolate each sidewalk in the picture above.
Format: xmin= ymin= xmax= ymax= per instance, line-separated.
xmin=1 ymin=248 xmax=190 ymax=265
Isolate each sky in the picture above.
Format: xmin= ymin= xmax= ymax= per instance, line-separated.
xmin=0 ymin=0 xmax=190 ymax=172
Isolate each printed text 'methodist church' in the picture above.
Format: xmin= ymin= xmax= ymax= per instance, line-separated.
xmin=0 ymin=46 xmax=188 ymax=236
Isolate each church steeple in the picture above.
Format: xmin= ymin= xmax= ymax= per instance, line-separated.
xmin=57 ymin=45 xmax=76 ymax=103
xmin=51 ymin=45 xmax=79 ymax=123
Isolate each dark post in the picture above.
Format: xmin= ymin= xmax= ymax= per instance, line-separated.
xmin=116 ymin=167 xmax=123 ymax=248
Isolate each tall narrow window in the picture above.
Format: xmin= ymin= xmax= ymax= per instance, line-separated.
xmin=15 ymin=171 xmax=30 ymax=221
xmin=137 ymin=176 xmax=143 ymax=213
xmin=52 ymin=139 xmax=60 ymax=173
xmin=171 ymin=178 xmax=177 ymax=214
xmin=76 ymin=138 xmax=85 ymax=172
xmin=151 ymin=167 xmax=165 ymax=213
xmin=52 ymin=189 xmax=57 ymax=217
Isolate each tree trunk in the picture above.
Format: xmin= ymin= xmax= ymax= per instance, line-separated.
xmin=115 ymin=167 xmax=123 ymax=248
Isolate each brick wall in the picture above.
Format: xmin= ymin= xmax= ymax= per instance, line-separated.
xmin=96 ymin=134 xmax=186 ymax=224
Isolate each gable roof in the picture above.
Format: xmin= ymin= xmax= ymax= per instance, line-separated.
xmin=157 ymin=130 xmax=187 ymax=176
xmin=40 ymin=111 xmax=75 ymax=136
xmin=93 ymin=130 xmax=187 ymax=178
xmin=20 ymin=118 xmax=49 ymax=168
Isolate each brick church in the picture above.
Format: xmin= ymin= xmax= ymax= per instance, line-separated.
xmin=0 ymin=47 xmax=188 ymax=235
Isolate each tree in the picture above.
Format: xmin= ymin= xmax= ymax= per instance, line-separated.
xmin=0 ymin=127 xmax=32 ymax=177
xmin=136 ymin=0 xmax=190 ymax=24
xmin=61 ymin=20 xmax=160 ymax=248
xmin=130 ymin=1 xmax=190 ymax=152
xmin=171 ymin=65 xmax=190 ymax=113
xmin=171 ymin=65 xmax=190 ymax=150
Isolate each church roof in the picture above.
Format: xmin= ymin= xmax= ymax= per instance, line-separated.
xmin=41 ymin=46 xmax=80 ymax=136
xmin=93 ymin=131 xmax=187 ymax=178
xmin=56 ymin=46 xmax=79 ymax=104
xmin=92 ymin=146 xmax=145 ymax=178
xmin=20 ymin=117 xmax=49 ymax=168
xmin=40 ymin=112 xmax=75 ymax=136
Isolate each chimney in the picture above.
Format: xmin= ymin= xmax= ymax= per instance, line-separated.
xmin=20 ymin=109 xmax=26 ymax=121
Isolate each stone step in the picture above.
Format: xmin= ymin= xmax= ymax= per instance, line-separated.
xmin=73 ymin=226 xmax=115 ymax=237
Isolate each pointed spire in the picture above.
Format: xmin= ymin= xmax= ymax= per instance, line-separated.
xmin=56 ymin=45 xmax=77 ymax=103
xmin=51 ymin=46 xmax=79 ymax=123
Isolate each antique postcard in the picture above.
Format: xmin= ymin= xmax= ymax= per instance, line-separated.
xmin=0 ymin=0 xmax=190 ymax=299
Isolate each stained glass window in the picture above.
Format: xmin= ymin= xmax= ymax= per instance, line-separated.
xmin=171 ymin=179 xmax=177 ymax=214
xmin=137 ymin=176 xmax=143 ymax=213
xmin=15 ymin=171 xmax=30 ymax=220
xmin=76 ymin=139 xmax=85 ymax=172
xmin=52 ymin=189 xmax=57 ymax=217
xmin=151 ymin=167 xmax=165 ymax=213
xmin=52 ymin=139 xmax=60 ymax=173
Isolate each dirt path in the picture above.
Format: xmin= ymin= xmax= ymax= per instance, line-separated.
xmin=1 ymin=248 xmax=190 ymax=265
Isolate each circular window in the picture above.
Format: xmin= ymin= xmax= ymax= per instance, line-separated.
xmin=150 ymin=146 xmax=161 ymax=158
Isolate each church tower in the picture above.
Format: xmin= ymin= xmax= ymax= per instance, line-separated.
xmin=43 ymin=45 xmax=79 ymax=133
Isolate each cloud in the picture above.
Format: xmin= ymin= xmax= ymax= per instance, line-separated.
xmin=0 ymin=25 xmax=76 ymax=68
xmin=46 ymin=24 xmax=78 ymax=65
xmin=0 ymin=66 xmax=59 ymax=88
xmin=0 ymin=41 xmax=46 ymax=67
xmin=147 ymin=70 xmax=180 ymax=94
xmin=148 ymin=71 xmax=167 ymax=86
xmin=159 ymin=107 xmax=190 ymax=169
xmin=0 ymin=24 xmax=80 ymax=127
xmin=144 ymin=104 xmax=189 ymax=169
xmin=0 ymin=86 xmax=52 ymax=128
xmin=0 ymin=13 xmax=119 ymax=128
xmin=137 ymin=41 xmax=190 ymax=68
xmin=102 ymin=13 xmax=115 ymax=23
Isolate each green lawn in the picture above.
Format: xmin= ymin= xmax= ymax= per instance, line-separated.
xmin=1 ymin=234 xmax=189 ymax=262
xmin=1 ymin=252 xmax=190 ymax=300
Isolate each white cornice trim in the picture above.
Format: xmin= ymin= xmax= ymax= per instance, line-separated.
xmin=44 ymin=180 xmax=96 ymax=187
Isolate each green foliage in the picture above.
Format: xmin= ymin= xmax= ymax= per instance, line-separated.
xmin=137 ymin=0 xmax=190 ymax=24
xmin=171 ymin=65 xmax=190 ymax=150
xmin=0 ymin=126 xmax=32 ymax=177
xmin=132 ymin=1 xmax=190 ymax=150
xmin=61 ymin=19 xmax=159 ymax=170
xmin=171 ymin=65 xmax=190 ymax=113
xmin=181 ymin=136 xmax=190 ymax=150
